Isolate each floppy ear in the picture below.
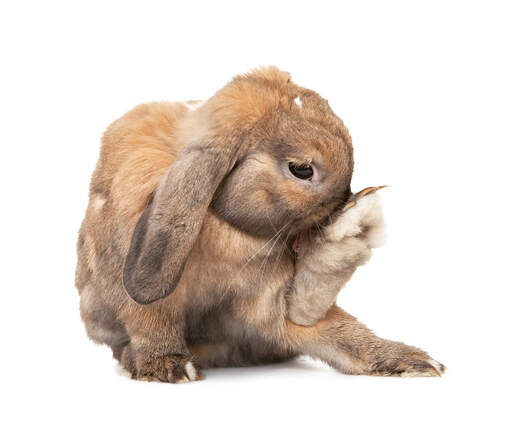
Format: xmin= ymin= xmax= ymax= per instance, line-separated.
xmin=123 ymin=143 xmax=237 ymax=304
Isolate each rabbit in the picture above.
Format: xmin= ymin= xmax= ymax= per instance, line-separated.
xmin=75 ymin=66 xmax=445 ymax=382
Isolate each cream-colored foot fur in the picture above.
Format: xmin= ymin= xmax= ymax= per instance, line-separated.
xmin=325 ymin=191 xmax=386 ymax=248
xmin=287 ymin=187 xmax=386 ymax=326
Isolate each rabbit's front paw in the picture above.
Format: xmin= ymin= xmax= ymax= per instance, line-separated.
xmin=367 ymin=342 xmax=446 ymax=377
xmin=324 ymin=186 xmax=386 ymax=247
xmin=133 ymin=352 xmax=203 ymax=383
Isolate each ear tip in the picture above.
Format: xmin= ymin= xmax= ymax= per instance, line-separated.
xmin=123 ymin=283 xmax=169 ymax=305
xmin=123 ymin=284 xmax=158 ymax=305
xmin=127 ymin=294 xmax=160 ymax=305
xmin=122 ymin=267 xmax=179 ymax=305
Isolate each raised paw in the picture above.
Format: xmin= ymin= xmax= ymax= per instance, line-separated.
xmin=134 ymin=353 xmax=203 ymax=383
xmin=350 ymin=185 xmax=388 ymax=203
xmin=325 ymin=185 xmax=387 ymax=246
xmin=366 ymin=342 xmax=446 ymax=377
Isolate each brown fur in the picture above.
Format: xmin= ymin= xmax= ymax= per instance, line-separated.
xmin=76 ymin=67 xmax=444 ymax=382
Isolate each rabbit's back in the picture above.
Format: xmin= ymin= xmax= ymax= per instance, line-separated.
xmin=75 ymin=101 xmax=190 ymax=347
xmin=91 ymin=101 xmax=189 ymax=228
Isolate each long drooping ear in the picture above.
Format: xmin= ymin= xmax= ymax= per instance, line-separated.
xmin=123 ymin=142 xmax=237 ymax=304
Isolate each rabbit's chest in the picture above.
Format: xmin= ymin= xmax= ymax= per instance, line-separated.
xmin=184 ymin=212 xmax=296 ymax=321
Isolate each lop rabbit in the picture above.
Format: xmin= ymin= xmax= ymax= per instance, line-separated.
xmin=76 ymin=67 xmax=444 ymax=382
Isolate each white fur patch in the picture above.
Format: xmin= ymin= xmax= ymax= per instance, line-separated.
xmin=325 ymin=193 xmax=386 ymax=247
xmin=400 ymin=359 xmax=444 ymax=377
xmin=294 ymin=96 xmax=302 ymax=107
xmin=401 ymin=371 xmax=437 ymax=378
xmin=80 ymin=286 xmax=94 ymax=308
xmin=91 ymin=196 xmax=106 ymax=211
xmin=184 ymin=101 xmax=204 ymax=111
xmin=427 ymin=359 xmax=444 ymax=374
xmin=184 ymin=361 xmax=198 ymax=381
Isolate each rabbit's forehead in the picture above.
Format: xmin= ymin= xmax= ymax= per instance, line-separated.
xmin=205 ymin=67 xmax=353 ymax=176
xmin=214 ymin=85 xmax=350 ymax=150
xmin=209 ymin=67 xmax=350 ymax=142
xmin=271 ymin=105 xmax=353 ymax=168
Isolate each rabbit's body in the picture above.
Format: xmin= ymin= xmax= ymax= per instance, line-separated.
xmin=76 ymin=68 xmax=444 ymax=381
xmin=77 ymin=100 xmax=295 ymax=369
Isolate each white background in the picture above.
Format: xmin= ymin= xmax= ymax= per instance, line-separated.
xmin=1 ymin=1 xmax=511 ymax=428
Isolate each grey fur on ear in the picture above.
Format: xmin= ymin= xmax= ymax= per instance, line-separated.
xmin=122 ymin=145 xmax=235 ymax=304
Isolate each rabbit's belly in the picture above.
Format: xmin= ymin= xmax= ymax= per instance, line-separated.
xmin=189 ymin=340 xmax=296 ymax=368
xmin=185 ymin=287 xmax=295 ymax=368
xmin=183 ymin=259 xmax=294 ymax=366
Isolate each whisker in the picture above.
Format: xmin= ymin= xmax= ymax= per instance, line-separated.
xmin=315 ymin=222 xmax=326 ymax=243
xmin=234 ymin=220 xmax=291 ymax=280
xmin=279 ymin=226 xmax=294 ymax=258
xmin=265 ymin=213 xmax=279 ymax=235
xmin=257 ymin=230 xmax=283 ymax=282
xmin=270 ymin=227 xmax=292 ymax=278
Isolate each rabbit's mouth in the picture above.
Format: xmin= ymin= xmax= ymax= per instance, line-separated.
xmin=292 ymin=229 xmax=308 ymax=253
xmin=291 ymin=191 xmax=355 ymax=253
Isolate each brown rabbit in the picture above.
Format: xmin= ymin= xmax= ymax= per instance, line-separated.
xmin=76 ymin=66 xmax=444 ymax=382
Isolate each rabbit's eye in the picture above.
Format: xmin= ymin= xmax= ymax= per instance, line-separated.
xmin=289 ymin=163 xmax=314 ymax=180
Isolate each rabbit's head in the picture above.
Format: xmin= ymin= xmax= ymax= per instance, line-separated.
xmin=209 ymin=68 xmax=353 ymax=236
xmin=123 ymin=67 xmax=354 ymax=304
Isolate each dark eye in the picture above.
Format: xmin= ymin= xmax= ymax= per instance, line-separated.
xmin=289 ymin=163 xmax=314 ymax=180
